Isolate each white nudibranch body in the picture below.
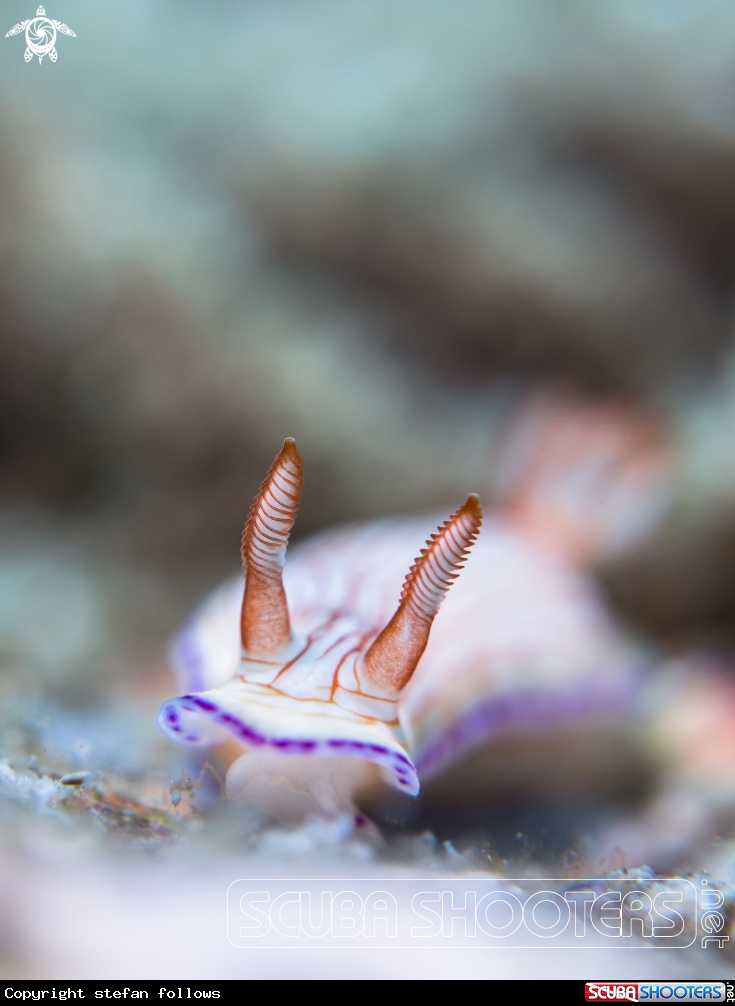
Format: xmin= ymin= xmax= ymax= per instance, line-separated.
xmin=158 ymin=404 xmax=670 ymax=816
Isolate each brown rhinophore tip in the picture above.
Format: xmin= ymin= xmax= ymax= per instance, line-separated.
xmin=363 ymin=494 xmax=482 ymax=693
xmin=240 ymin=438 xmax=303 ymax=657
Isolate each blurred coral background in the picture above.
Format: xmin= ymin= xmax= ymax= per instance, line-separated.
xmin=3 ymin=0 xmax=735 ymax=979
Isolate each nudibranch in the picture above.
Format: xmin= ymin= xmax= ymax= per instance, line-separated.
xmin=161 ymin=399 xmax=672 ymax=812
xmin=157 ymin=439 xmax=482 ymax=811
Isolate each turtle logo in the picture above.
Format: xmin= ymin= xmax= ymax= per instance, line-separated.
xmin=5 ymin=6 xmax=75 ymax=64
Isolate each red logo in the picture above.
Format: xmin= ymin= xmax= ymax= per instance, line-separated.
xmin=585 ymin=985 xmax=638 ymax=1002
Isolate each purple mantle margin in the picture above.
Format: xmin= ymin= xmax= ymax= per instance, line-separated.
xmin=157 ymin=693 xmax=420 ymax=795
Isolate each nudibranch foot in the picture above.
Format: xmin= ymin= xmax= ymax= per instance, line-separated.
xmin=226 ymin=748 xmax=382 ymax=823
